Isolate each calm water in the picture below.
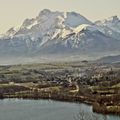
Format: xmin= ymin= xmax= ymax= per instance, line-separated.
xmin=0 ymin=99 xmax=119 ymax=120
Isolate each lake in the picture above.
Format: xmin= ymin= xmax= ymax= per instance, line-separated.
xmin=0 ymin=99 xmax=119 ymax=120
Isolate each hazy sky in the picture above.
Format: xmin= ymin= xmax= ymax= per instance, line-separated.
xmin=0 ymin=0 xmax=120 ymax=33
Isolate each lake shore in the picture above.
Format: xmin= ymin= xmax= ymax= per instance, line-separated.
xmin=1 ymin=91 xmax=120 ymax=116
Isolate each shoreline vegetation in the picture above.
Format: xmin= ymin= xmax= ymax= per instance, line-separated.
xmin=0 ymin=61 xmax=120 ymax=116
xmin=0 ymin=89 xmax=120 ymax=115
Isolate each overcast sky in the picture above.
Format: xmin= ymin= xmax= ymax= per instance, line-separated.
xmin=0 ymin=0 xmax=120 ymax=33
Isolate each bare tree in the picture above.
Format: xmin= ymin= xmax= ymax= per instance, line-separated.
xmin=74 ymin=109 xmax=120 ymax=120
xmin=102 ymin=115 xmax=107 ymax=120
xmin=73 ymin=108 xmax=108 ymax=120
xmin=73 ymin=109 xmax=86 ymax=120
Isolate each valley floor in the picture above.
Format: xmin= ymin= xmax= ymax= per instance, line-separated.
xmin=0 ymin=61 xmax=120 ymax=115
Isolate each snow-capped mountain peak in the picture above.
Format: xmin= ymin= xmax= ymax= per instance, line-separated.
xmin=108 ymin=16 xmax=119 ymax=23
xmin=4 ymin=9 xmax=93 ymax=43
xmin=95 ymin=15 xmax=120 ymax=40
xmin=64 ymin=12 xmax=92 ymax=28
xmin=39 ymin=9 xmax=52 ymax=15
xmin=3 ymin=27 xmax=19 ymax=38
xmin=0 ymin=9 xmax=120 ymax=60
xmin=96 ymin=16 xmax=120 ymax=24
xmin=21 ymin=18 xmax=37 ymax=29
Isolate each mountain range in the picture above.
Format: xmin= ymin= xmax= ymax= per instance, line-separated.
xmin=0 ymin=9 xmax=120 ymax=63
